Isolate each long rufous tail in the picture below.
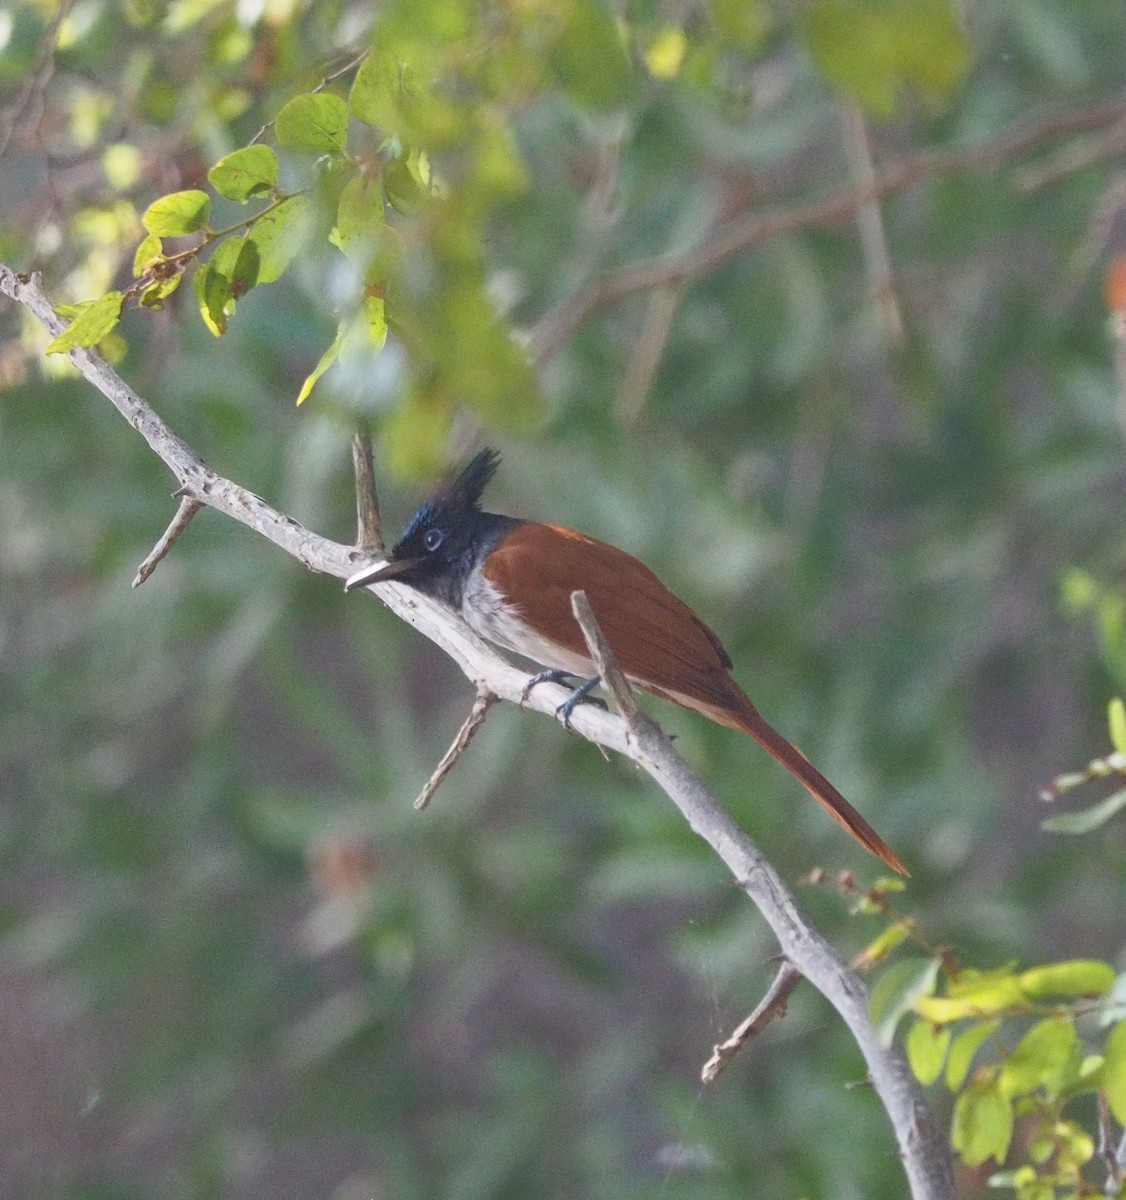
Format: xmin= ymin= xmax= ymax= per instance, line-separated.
xmin=704 ymin=692 xmax=908 ymax=876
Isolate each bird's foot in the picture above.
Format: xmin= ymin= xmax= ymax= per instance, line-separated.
xmin=521 ymin=670 xmax=607 ymax=729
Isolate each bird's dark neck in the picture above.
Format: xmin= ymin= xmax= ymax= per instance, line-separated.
xmin=420 ymin=511 xmax=523 ymax=610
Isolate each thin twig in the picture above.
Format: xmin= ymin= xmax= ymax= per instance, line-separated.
xmin=352 ymin=430 xmax=383 ymax=553
xmin=1017 ymin=116 xmax=1126 ymax=193
xmin=530 ymin=91 xmax=1126 ymax=362
xmin=569 ymin=590 xmax=641 ymax=721
xmin=701 ymin=959 xmax=804 ymax=1083
xmin=1098 ymin=1094 xmax=1124 ymax=1197
xmin=837 ymin=100 xmax=904 ymax=346
xmin=0 ymin=0 xmax=73 ymax=162
xmin=414 ymin=688 xmax=498 ymax=810
xmin=617 ymin=285 xmax=679 ymax=425
xmin=132 ymin=494 xmax=204 ymax=587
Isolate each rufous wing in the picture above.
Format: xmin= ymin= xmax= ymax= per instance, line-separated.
xmin=483 ymin=523 xmax=738 ymax=707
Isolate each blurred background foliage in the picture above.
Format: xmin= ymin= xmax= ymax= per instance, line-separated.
xmin=3 ymin=0 xmax=1126 ymax=1196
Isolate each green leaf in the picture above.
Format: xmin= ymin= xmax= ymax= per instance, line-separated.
xmin=142 ymin=189 xmax=211 ymax=236
xmin=422 ymin=283 xmax=540 ymax=429
xmin=45 ymin=292 xmax=125 ymax=354
xmin=230 ymin=238 xmax=261 ymax=297
xmin=193 ymin=263 xmax=230 ymax=336
xmin=360 ymin=290 xmax=388 ymax=351
xmin=382 ymin=0 xmax=473 ymax=48
xmin=1109 ymin=698 xmax=1126 ymax=754
xmin=275 ymin=92 xmax=349 ymax=155
xmin=948 ymin=964 xmax=1021 ymax=996
xmin=855 ymin=919 xmax=912 ymax=968
xmin=1018 ymin=960 xmax=1116 ymax=999
xmin=132 ymin=232 xmax=164 ymax=276
xmin=906 ymin=1019 xmax=951 ymax=1086
xmin=990 ymin=1166 xmax=1053 ymax=1200
xmin=139 ymin=274 xmax=181 ymax=309
xmin=207 ymin=145 xmax=279 ymax=202
xmin=351 ymin=46 xmax=465 ymax=147
xmin=339 ymin=291 xmax=389 ymax=371
xmin=549 ymin=0 xmax=634 ymax=111
xmin=329 ymin=172 xmax=386 ymax=271
xmin=1061 ymin=568 xmax=1099 ymax=613
xmin=383 ymin=387 xmax=454 ymax=478
xmin=248 ymin=195 xmax=310 ymax=283
xmin=946 ymin=1020 xmax=1000 ymax=1091
xmin=1042 ymin=787 xmax=1126 ymax=834
xmin=383 ymin=151 xmax=432 ymax=215
xmin=708 ymin=0 xmax=769 ymax=50
xmin=802 ymin=0 xmax=969 ymax=118
xmin=1052 ymin=1118 xmax=1095 ymax=1172
xmin=1000 ymin=1019 xmax=1079 ymax=1100
xmin=916 ymin=974 xmax=1025 ymax=1023
xmin=208 ymin=235 xmax=241 ymax=279
xmin=870 ymin=956 xmax=942 ymax=1046
xmin=952 ymin=1071 xmax=1013 ymax=1167
xmin=296 ymin=324 xmax=345 ymax=406
xmin=470 ymin=111 xmax=528 ymax=199
xmin=1102 ymin=1020 xmax=1126 ymax=1127
xmin=349 ymin=48 xmax=399 ymax=131
xmin=209 ymin=234 xmax=260 ymax=299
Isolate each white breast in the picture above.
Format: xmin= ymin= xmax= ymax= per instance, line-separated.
xmin=460 ymin=572 xmax=595 ymax=677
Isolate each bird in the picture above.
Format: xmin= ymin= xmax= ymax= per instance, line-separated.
xmin=345 ymin=448 xmax=907 ymax=875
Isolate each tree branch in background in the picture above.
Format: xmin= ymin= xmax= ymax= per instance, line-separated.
xmin=616 ymin=284 xmax=680 ymax=424
xmin=1 ymin=262 xmax=955 ymax=1200
xmin=530 ymin=91 xmax=1126 ymax=363
xmin=0 ymin=0 xmax=73 ymax=162
xmin=1016 ymin=115 xmax=1126 ymax=193
xmin=837 ymin=99 xmax=904 ymax=346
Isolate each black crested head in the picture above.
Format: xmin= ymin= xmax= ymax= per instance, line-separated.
xmin=377 ymin=448 xmax=516 ymax=608
xmin=442 ymin=447 xmax=501 ymax=514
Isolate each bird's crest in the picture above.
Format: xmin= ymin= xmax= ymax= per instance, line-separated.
xmin=441 ymin=447 xmax=501 ymax=513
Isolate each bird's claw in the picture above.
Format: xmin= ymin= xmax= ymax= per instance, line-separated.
xmin=555 ymin=676 xmax=607 ymax=730
xmin=521 ymin=670 xmax=606 ymax=728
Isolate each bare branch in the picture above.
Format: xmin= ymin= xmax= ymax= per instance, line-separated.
xmin=617 ymin=285 xmax=679 ymax=425
xmin=0 ymin=0 xmax=73 ymax=162
xmin=2 ymin=261 xmax=954 ymax=1200
xmin=837 ymin=100 xmax=904 ymax=346
xmin=530 ymin=92 xmax=1126 ymax=362
xmin=1098 ymin=1094 xmax=1124 ymax=1198
xmin=414 ymin=688 xmax=498 ymax=810
xmin=352 ymin=430 xmax=383 ymax=553
xmin=132 ymin=494 xmax=204 ymax=587
xmin=1017 ymin=116 xmax=1126 ymax=193
xmin=569 ymin=590 xmax=642 ymax=721
xmin=701 ymin=959 xmax=804 ymax=1083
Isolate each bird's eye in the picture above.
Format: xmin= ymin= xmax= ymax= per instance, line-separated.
xmin=423 ymin=528 xmax=444 ymax=552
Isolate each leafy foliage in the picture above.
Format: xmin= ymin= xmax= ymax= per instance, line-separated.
xmin=845 ymin=865 xmax=1126 ymax=1195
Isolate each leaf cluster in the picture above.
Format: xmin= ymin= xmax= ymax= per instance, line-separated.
xmin=853 ymin=871 xmax=1126 ymax=1197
